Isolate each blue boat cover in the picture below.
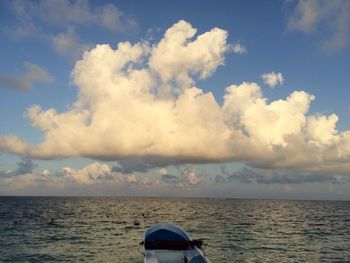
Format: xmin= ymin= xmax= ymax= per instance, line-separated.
xmin=144 ymin=223 xmax=191 ymax=241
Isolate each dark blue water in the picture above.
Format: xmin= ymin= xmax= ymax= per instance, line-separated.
xmin=0 ymin=197 xmax=349 ymax=262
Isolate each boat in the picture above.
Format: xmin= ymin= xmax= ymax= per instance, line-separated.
xmin=141 ymin=223 xmax=211 ymax=263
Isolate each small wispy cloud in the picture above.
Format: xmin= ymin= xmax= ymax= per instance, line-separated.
xmin=286 ymin=0 xmax=350 ymax=51
xmin=0 ymin=158 xmax=36 ymax=178
xmin=4 ymin=0 xmax=137 ymax=59
xmin=112 ymin=157 xmax=154 ymax=174
xmin=8 ymin=0 xmax=136 ymax=37
xmin=229 ymin=42 xmax=247 ymax=54
xmin=159 ymin=167 xmax=201 ymax=190
xmin=185 ymin=168 xmax=201 ymax=185
xmin=0 ymin=62 xmax=54 ymax=91
xmin=261 ymin=71 xmax=284 ymax=88
xmin=52 ymin=27 xmax=92 ymax=60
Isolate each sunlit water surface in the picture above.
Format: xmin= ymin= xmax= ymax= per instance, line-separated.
xmin=0 ymin=197 xmax=349 ymax=262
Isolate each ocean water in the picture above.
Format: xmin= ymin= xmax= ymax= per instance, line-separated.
xmin=0 ymin=197 xmax=349 ymax=262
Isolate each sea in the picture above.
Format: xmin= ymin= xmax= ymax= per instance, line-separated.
xmin=0 ymin=197 xmax=349 ymax=262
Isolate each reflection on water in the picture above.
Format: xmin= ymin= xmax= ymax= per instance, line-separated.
xmin=0 ymin=197 xmax=349 ymax=262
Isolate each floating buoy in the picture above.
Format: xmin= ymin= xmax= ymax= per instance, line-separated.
xmin=48 ymin=218 xmax=56 ymax=225
xmin=134 ymin=219 xmax=140 ymax=226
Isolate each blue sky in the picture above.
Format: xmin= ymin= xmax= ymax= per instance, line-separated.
xmin=0 ymin=0 xmax=350 ymax=199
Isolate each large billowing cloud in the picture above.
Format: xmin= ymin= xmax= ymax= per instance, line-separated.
xmin=1 ymin=20 xmax=350 ymax=175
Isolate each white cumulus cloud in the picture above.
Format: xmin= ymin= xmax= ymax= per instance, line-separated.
xmin=149 ymin=20 xmax=228 ymax=92
xmin=2 ymin=20 xmax=350 ymax=176
xmin=305 ymin=114 xmax=340 ymax=145
xmin=61 ymin=162 xmax=121 ymax=185
xmin=261 ymin=72 xmax=284 ymax=88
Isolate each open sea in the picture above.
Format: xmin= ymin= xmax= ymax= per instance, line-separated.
xmin=0 ymin=197 xmax=349 ymax=262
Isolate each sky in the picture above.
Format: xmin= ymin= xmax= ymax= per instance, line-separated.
xmin=0 ymin=0 xmax=350 ymax=200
